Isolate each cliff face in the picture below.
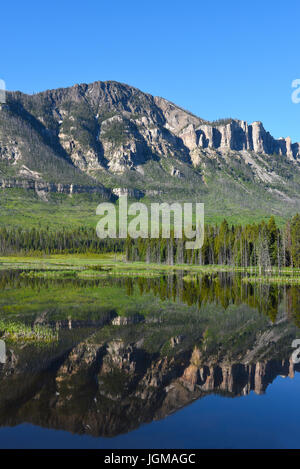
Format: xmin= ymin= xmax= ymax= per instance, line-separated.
xmin=2 ymin=80 xmax=300 ymax=211
xmin=2 ymin=82 xmax=186 ymax=174
xmin=6 ymin=83 xmax=300 ymax=174
xmin=175 ymin=118 xmax=300 ymax=160
xmin=0 ymin=177 xmax=111 ymax=198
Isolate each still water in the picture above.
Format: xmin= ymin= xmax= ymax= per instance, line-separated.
xmin=0 ymin=270 xmax=299 ymax=448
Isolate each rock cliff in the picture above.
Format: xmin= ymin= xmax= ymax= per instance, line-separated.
xmin=1 ymin=80 xmax=300 ymax=212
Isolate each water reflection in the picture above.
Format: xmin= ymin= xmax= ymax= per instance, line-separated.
xmin=0 ymin=269 xmax=299 ymax=438
xmin=1 ymin=269 xmax=300 ymax=324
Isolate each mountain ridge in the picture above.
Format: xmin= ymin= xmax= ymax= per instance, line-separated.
xmin=1 ymin=79 xmax=300 ymax=220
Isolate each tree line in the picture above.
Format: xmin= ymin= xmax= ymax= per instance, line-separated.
xmin=0 ymin=226 xmax=124 ymax=255
xmin=1 ymin=215 xmax=300 ymax=270
xmin=125 ymin=215 xmax=300 ymax=270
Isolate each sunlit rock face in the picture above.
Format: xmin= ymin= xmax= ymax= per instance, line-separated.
xmin=2 ymin=80 xmax=300 ymax=185
xmin=177 ymin=119 xmax=300 ymax=160
xmin=3 ymin=80 xmax=300 ymax=216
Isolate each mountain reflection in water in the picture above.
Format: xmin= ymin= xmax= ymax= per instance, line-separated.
xmin=0 ymin=269 xmax=299 ymax=440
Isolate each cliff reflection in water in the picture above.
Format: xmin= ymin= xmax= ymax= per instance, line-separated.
xmin=0 ymin=269 xmax=299 ymax=438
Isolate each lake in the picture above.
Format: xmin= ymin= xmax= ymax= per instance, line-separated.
xmin=0 ymin=269 xmax=299 ymax=448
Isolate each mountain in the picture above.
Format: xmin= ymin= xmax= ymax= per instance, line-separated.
xmin=1 ymin=80 xmax=300 ymax=222
xmin=0 ymin=302 xmax=298 ymax=438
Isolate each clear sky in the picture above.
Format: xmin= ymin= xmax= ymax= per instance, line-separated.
xmin=2 ymin=0 xmax=300 ymax=141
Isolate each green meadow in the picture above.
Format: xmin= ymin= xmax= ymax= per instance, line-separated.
xmin=0 ymin=188 xmax=287 ymax=231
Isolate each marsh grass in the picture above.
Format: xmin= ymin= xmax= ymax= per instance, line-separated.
xmin=2 ymin=254 xmax=300 ymax=284
xmin=20 ymin=270 xmax=78 ymax=279
xmin=243 ymin=276 xmax=300 ymax=285
xmin=0 ymin=320 xmax=58 ymax=343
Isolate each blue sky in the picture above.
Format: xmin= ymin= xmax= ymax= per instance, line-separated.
xmin=2 ymin=0 xmax=300 ymax=141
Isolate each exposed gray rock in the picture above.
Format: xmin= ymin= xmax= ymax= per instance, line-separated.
xmin=1 ymin=79 xmax=300 ymax=203
xmin=0 ymin=177 xmax=112 ymax=198
xmin=112 ymin=187 xmax=144 ymax=198
xmin=177 ymin=118 xmax=300 ymax=161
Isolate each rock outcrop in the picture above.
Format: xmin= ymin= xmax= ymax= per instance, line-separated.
xmin=1 ymin=79 xmax=300 ymax=207
xmin=0 ymin=177 xmax=112 ymax=198
xmin=2 ymin=80 xmax=300 ymax=179
xmin=176 ymin=118 xmax=300 ymax=160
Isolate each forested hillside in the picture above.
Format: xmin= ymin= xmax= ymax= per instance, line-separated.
xmin=2 ymin=80 xmax=300 ymax=222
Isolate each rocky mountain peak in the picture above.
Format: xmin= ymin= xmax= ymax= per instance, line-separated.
xmin=1 ymin=79 xmax=300 ymax=214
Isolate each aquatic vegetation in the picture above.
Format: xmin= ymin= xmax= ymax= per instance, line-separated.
xmin=243 ymin=276 xmax=300 ymax=285
xmin=77 ymin=268 xmax=161 ymax=279
xmin=0 ymin=319 xmax=58 ymax=343
xmin=20 ymin=270 xmax=78 ymax=279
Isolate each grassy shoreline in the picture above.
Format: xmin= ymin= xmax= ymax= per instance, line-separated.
xmin=1 ymin=254 xmax=300 ymax=281
xmin=243 ymin=276 xmax=300 ymax=285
